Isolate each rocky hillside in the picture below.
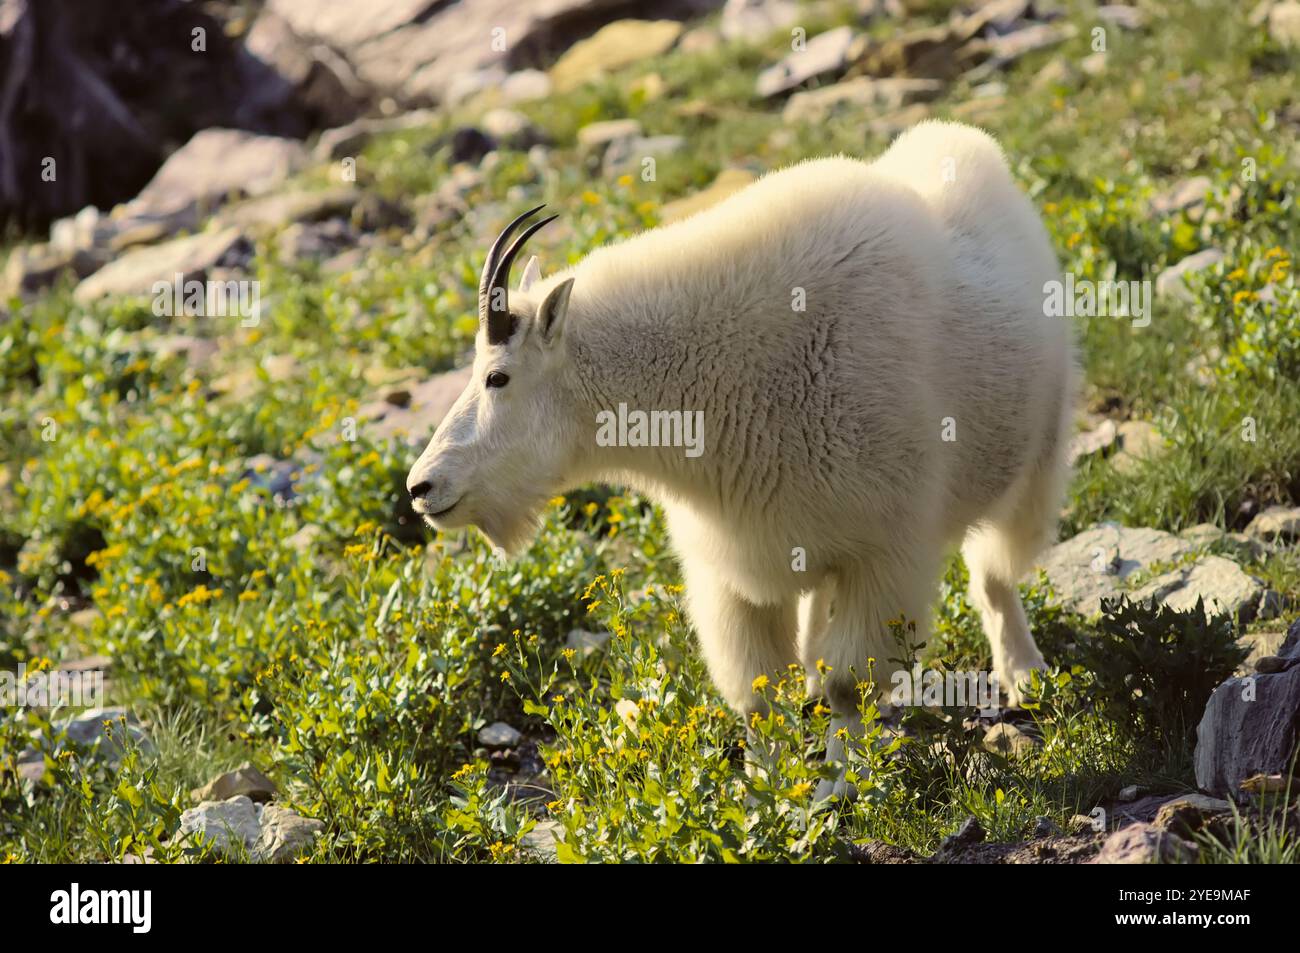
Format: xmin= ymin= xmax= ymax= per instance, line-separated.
xmin=1 ymin=0 xmax=1299 ymax=864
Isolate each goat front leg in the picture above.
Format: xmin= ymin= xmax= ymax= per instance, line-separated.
xmin=801 ymin=558 xmax=932 ymax=801
xmin=680 ymin=556 xmax=798 ymax=784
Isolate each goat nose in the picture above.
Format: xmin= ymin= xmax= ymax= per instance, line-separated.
xmin=408 ymin=480 xmax=432 ymax=500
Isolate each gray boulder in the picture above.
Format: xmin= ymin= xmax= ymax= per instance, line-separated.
xmin=192 ymin=763 xmax=278 ymax=804
xmin=1246 ymin=505 xmax=1300 ymax=543
xmin=1155 ymin=248 xmax=1224 ymax=301
xmin=757 ymin=26 xmax=858 ymax=97
xmin=74 ymin=227 xmax=252 ymax=304
xmin=265 ymin=0 xmax=722 ymax=107
xmin=1194 ymin=619 xmax=1300 ymax=799
xmin=1091 ymin=822 xmax=1195 ymax=864
xmin=1037 ymin=522 xmax=1278 ymax=623
xmin=178 ymin=795 xmax=323 ymax=863
xmin=359 ymin=365 xmax=473 ymax=446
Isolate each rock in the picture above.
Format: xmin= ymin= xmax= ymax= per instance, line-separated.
xmin=551 ymin=20 xmax=684 ymax=92
xmin=2 ymin=244 xmax=107 ymax=298
xmin=1067 ymin=417 xmax=1118 ymax=464
xmin=1239 ymin=772 xmax=1290 ymax=795
xmin=1246 ymin=505 xmax=1300 ymax=542
xmin=192 ymin=763 xmax=278 ymax=804
xmin=1175 ymin=523 xmax=1223 ymax=554
xmin=720 ymin=0 xmax=800 ymax=42
xmin=1092 ymin=822 xmax=1196 ymax=864
xmin=312 ymin=109 xmax=439 ymax=161
xmin=242 ymin=7 xmax=371 ymax=129
xmin=1110 ymin=420 xmax=1166 ymax=474
xmin=851 ymin=839 xmax=923 ymax=864
xmin=444 ymin=67 xmax=509 ymax=107
xmin=565 ymin=628 xmax=611 ymax=657
xmin=577 ymin=119 xmax=643 ymax=154
xmin=859 ymin=24 xmax=981 ymax=81
xmin=679 ymin=26 xmax=722 ymax=54
xmin=1151 ymin=176 xmax=1213 ymax=217
xmin=522 ymin=819 xmax=563 ymax=861
xmin=661 ymin=168 xmax=758 ymax=224
xmin=49 ymin=205 xmax=107 ymax=254
xmin=239 ymin=449 xmax=314 ymax=504
xmin=979 ymin=22 xmax=1074 ymax=68
xmin=446 ymin=127 xmax=497 ymax=165
xmin=178 ymin=795 xmax=322 ymax=863
xmin=939 ymin=816 xmax=985 ymax=851
xmin=602 ymin=135 xmax=687 ymax=178
xmin=1237 ymin=628 xmax=1288 ymax=675
xmin=1194 ymin=619 xmax=1300 ymax=799
xmin=950 ymin=91 xmax=1005 ymax=122
xmin=1117 ymin=784 xmax=1142 ymax=802
xmin=1095 ymin=5 xmax=1148 ymax=31
xmin=1155 ymin=248 xmax=1225 ymax=302
xmin=1223 ymin=531 xmax=1271 ymax=562
xmin=1255 ymin=654 xmax=1294 ymax=675
xmin=255 ymin=804 xmax=324 ymax=863
xmin=61 ymin=707 xmax=153 ymax=761
xmin=1036 ymin=522 xmax=1194 ymax=617
xmin=1080 ymin=51 xmax=1108 ymax=76
xmin=353 ymin=192 xmax=413 ymax=232
xmin=782 ymin=76 xmax=943 ymax=124
xmin=360 ymin=365 xmax=473 ymax=446
xmin=261 ymin=0 xmax=725 ymax=107
xmin=1130 ymin=555 xmax=1279 ymax=625
xmin=867 ymin=103 xmax=933 ymax=139
xmin=178 ymin=796 xmax=262 ymax=859
xmin=499 ymin=69 xmax=553 ymax=105
xmin=1152 ymin=793 xmax=1231 ymax=836
xmin=478 ymin=721 xmax=523 ymax=749
xmin=153 ymin=333 xmax=220 ymax=370
xmin=1039 ymin=522 xmax=1278 ymax=623
xmin=277 ymin=219 xmax=357 ymax=262
xmin=481 ymin=109 xmax=547 ymax=151
xmin=0 ymin=0 xmax=314 ymax=228
xmin=127 ymin=129 xmax=309 ymax=225
xmin=959 ymin=0 xmax=1033 ymax=36
xmin=1031 ymin=816 xmax=1061 ymax=838
xmin=1269 ymin=1 xmax=1300 ymax=47
xmin=756 ymin=26 xmax=858 ymax=97
xmin=983 ymin=721 xmax=1037 ymax=758
xmin=73 ymin=228 xmax=252 ymax=304
xmin=1066 ymin=813 xmax=1098 ymax=834
xmin=16 ymin=751 xmax=45 ymax=785
xmin=107 ymin=220 xmax=174 ymax=253
xmin=217 ymin=187 xmax=360 ymax=231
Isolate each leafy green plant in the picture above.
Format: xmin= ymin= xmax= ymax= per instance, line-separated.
xmin=1076 ymin=597 xmax=1247 ymax=749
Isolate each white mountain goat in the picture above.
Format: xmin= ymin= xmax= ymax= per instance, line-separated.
xmin=407 ymin=121 xmax=1076 ymax=795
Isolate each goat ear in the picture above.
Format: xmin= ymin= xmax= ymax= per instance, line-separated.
xmin=535 ymin=277 xmax=574 ymax=344
xmin=519 ymin=255 xmax=541 ymax=293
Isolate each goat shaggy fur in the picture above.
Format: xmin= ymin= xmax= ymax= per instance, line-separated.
xmin=408 ymin=121 xmax=1077 ymax=792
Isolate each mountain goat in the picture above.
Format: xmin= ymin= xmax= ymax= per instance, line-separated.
xmin=407 ymin=121 xmax=1076 ymax=795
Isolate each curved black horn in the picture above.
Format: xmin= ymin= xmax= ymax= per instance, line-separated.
xmin=479 ymin=205 xmax=545 ymax=338
xmin=485 ymin=212 xmax=559 ymax=345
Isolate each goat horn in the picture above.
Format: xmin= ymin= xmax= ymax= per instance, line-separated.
xmin=479 ymin=205 xmax=546 ymax=343
xmin=485 ymin=211 xmax=559 ymax=345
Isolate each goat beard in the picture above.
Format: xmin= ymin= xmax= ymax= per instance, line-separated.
xmin=475 ymin=497 xmax=548 ymax=559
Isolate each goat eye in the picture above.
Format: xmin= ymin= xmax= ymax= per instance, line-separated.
xmin=485 ymin=371 xmax=510 ymax=389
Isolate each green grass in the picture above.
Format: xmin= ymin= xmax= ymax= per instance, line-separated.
xmin=1 ymin=0 xmax=1297 ymax=862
